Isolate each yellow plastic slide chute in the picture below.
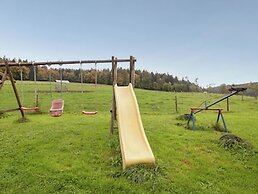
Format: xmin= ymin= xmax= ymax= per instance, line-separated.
xmin=114 ymin=83 xmax=155 ymax=169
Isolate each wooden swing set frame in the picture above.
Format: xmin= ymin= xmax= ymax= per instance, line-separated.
xmin=0 ymin=56 xmax=136 ymax=123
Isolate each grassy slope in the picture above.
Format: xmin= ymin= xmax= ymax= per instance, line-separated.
xmin=0 ymin=81 xmax=257 ymax=193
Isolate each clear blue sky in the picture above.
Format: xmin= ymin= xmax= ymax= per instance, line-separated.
xmin=1 ymin=0 xmax=258 ymax=87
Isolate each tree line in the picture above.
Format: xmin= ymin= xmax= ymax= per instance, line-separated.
xmin=0 ymin=65 xmax=202 ymax=93
xmin=2 ymin=57 xmax=258 ymax=96
xmin=206 ymin=83 xmax=258 ymax=99
xmin=0 ymin=57 xmax=201 ymax=92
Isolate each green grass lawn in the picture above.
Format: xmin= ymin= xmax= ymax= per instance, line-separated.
xmin=0 ymin=81 xmax=257 ymax=193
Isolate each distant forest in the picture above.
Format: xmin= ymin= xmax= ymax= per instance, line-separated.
xmin=1 ymin=57 xmax=258 ymax=97
xmin=0 ymin=57 xmax=202 ymax=92
xmin=206 ymin=83 xmax=258 ymax=99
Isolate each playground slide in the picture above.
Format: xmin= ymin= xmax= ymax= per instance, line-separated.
xmin=114 ymin=83 xmax=155 ymax=169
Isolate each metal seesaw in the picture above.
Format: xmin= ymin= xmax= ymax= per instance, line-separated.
xmin=187 ymin=86 xmax=247 ymax=132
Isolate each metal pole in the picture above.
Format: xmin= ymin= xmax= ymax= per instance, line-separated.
xmin=19 ymin=64 xmax=24 ymax=105
xmin=95 ymin=62 xmax=97 ymax=88
xmin=60 ymin=66 xmax=63 ymax=97
xmin=80 ymin=61 xmax=83 ymax=93
xmin=94 ymin=62 xmax=98 ymax=111
xmin=220 ymin=113 xmax=228 ymax=132
xmin=110 ymin=56 xmax=117 ymax=134
xmin=33 ymin=63 xmax=38 ymax=104
xmin=194 ymin=91 xmax=238 ymax=114
xmin=48 ymin=65 xmax=52 ymax=99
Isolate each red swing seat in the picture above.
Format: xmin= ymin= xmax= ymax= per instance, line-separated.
xmin=50 ymin=99 xmax=64 ymax=117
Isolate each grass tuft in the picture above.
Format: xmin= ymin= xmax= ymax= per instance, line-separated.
xmin=219 ymin=134 xmax=256 ymax=156
xmin=16 ymin=117 xmax=30 ymax=123
xmin=212 ymin=123 xmax=225 ymax=132
xmin=108 ymin=131 xmax=167 ymax=191
xmin=113 ymin=164 xmax=165 ymax=181
xmin=176 ymin=114 xmax=190 ymax=121
xmin=111 ymin=164 xmax=167 ymax=192
xmin=0 ymin=113 xmax=9 ymax=119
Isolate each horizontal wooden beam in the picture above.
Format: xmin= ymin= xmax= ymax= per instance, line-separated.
xmin=0 ymin=107 xmax=20 ymax=114
xmin=0 ymin=57 xmax=136 ymax=67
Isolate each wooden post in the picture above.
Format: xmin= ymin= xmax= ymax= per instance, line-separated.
xmin=5 ymin=62 xmax=25 ymax=118
xmin=20 ymin=67 xmax=24 ymax=104
xmin=227 ymin=98 xmax=229 ymax=112
xmin=0 ymin=69 xmax=7 ymax=90
xmin=129 ymin=56 xmax=135 ymax=87
xmin=114 ymin=58 xmax=118 ymax=120
xmin=0 ymin=108 xmax=20 ymax=114
xmin=36 ymin=94 xmax=39 ymax=107
xmin=110 ymin=56 xmax=117 ymax=134
xmin=175 ymin=95 xmax=178 ymax=113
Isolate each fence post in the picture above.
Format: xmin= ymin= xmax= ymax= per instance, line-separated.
xmin=227 ymin=98 xmax=229 ymax=112
xmin=175 ymin=95 xmax=178 ymax=113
